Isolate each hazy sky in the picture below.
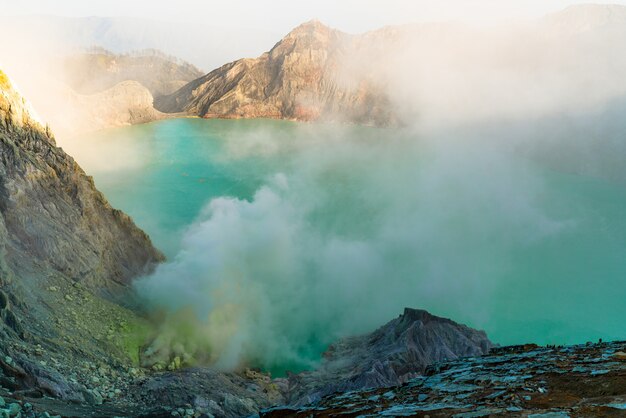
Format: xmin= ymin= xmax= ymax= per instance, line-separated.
xmin=3 ymin=0 xmax=626 ymax=33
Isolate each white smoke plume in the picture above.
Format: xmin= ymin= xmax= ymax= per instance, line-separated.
xmin=134 ymin=6 xmax=626 ymax=372
xmin=4 ymin=4 xmax=626 ymax=373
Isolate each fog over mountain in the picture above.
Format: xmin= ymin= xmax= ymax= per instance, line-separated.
xmin=2 ymin=2 xmax=626 ymax=417
xmin=0 ymin=15 xmax=280 ymax=70
xmin=134 ymin=3 xmax=626 ymax=372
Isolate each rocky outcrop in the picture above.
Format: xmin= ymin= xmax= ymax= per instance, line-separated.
xmin=0 ymin=68 xmax=164 ymax=386
xmin=0 ymin=70 xmax=163 ymax=295
xmin=284 ymin=308 xmax=493 ymax=405
xmin=155 ymin=21 xmax=395 ymax=126
xmin=265 ymin=341 xmax=626 ymax=417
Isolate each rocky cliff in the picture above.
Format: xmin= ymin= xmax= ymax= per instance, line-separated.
xmin=0 ymin=69 xmax=167 ymax=407
xmin=284 ymin=308 xmax=493 ymax=405
xmin=265 ymin=341 xmax=626 ymax=417
xmin=155 ymin=21 xmax=395 ymax=125
xmin=0 ymin=70 xmax=163 ymax=294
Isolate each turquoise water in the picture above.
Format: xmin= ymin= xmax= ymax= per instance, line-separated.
xmin=81 ymin=119 xmax=297 ymax=256
xmin=76 ymin=118 xmax=626 ymax=365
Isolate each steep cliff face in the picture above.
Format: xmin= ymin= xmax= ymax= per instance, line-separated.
xmin=155 ymin=21 xmax=395 ymax=125
xmin=0 ymin=69 xmax=163 ymax=298
xmin=285 ymin=308 xmax=493 ymax=405
xmin=0 ymin=69 xmax=168 ymax=407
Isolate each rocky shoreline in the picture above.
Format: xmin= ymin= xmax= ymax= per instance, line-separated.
xmin=0 ymin=307 xmax=492 ymax=417
xmin=262 ymin=341 xmax=626 ymax=418
xmin=4 ymin=339 xmax=626 ymax=417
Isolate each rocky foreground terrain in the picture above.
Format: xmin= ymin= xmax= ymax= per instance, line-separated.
xmin=264 ymin=341 xmax=626 ymax=417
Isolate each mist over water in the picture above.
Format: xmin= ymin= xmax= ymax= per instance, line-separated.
xmin=31 ymin=4 xmax=626 ymax=374
xmin=79 ymin=112 xmax=626 ymax=374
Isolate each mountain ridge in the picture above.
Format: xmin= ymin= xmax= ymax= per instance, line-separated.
xmin=154 ymin=20 xmax=395 ymax=125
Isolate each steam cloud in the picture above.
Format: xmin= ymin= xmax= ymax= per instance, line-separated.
xmin=4 ymin=7 xmax=626 ymax=373
xmin=135 ymin=10 xmax=626 ymax=372
xmin=134 ymin=126 xmax=568 ymax=372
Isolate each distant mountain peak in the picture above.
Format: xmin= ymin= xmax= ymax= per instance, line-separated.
xmin=289 ymin=19 xmax=331 ymax=33
xmin=155 ymin=18 xmax=394 ymax=126
xmin=279 ymin=19 xmax=339 ymax=44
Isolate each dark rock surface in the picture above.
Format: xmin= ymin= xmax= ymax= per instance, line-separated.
xmin=284 ymin=308 xmax=493 ymax=405
xmin=264 ymin=341 xmax=626 ymax=417
xmin=0 ymin=305 xmax=494 ymax=417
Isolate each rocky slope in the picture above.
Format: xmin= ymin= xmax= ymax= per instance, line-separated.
xmin=265 ymin=341 xmax=626 ymax=417
xmin=0 ymin=70 xmax=163 ymax=294
xmin=156 ymin=4 xmax=626 ymax=128
xmin=284 ymin=309 xmax=493 ymax=406
xmin=155 ymin=20 xmax=395 ymax=125
xmin=65 ymin=80 xmax=168 ymax=134
xmin=48 ymin=49 xmax=203 ymax=135
xmin=64 ymin=48 xmax=204 ymax=98
xmin=0 ymin=48 xmax=198 ymax=138
xmin=0 ymin=68 xmax=165 ymax=410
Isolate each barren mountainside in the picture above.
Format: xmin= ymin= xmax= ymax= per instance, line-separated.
xmin=64 ymin=48 xmax=204 ymax=98
xmin=0 ymin=69 xmax=170 ymax=412
xmin=155 ymin=21 xmax=395 ymax=125
xmin=285 ymin=308 xmax=493 ymax=405
xmin=66 ymin=80 xmax=167 ymax=134
xmin=0 ymin=71 xmax=163 ymax=295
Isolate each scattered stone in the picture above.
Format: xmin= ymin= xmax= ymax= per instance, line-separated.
xmin=6 ymin=403 xmax=20 ymax=417
xmin=82 ymin=389 xmax=103 ymax=405
xmin=261 ymin=340 xmax=626 ymax=418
